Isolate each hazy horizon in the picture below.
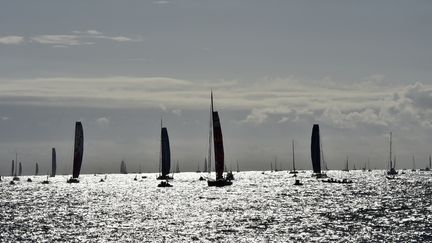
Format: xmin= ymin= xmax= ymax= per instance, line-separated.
xmin=1 ymin=1 xmax=432 ymax=175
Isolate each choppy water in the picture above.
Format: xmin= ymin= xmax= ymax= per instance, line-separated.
xmin=1 ymin=170 xmax=432 ymax=242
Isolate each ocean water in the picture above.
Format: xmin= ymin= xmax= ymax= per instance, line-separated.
xmin=1 ymin=170 xmax=432 ymax=242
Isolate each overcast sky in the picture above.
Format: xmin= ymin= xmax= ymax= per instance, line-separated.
xmin=1 ymin=0 xmax=431 ymax=175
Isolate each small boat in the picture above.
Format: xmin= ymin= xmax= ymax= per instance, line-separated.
xmin=322 ymin=178 xmax=353 ymax=184
xmin=386 ymin=175 xmax=397 ymax=180
xmin=9 ymin=180 xmax=15 ymax=185
xmin=27 ymin=178 xmax=32 ymax=182
xmin=226 ymin=171 xmax=234 ymax=181
xmin=156 ymin=118 xmax=174 ymax=180
xmin=41 ymin=175 xmax=49 ymax=184
xmin=289 ymin=140 xmax=298 ymax=174
xmin=206 ymin=92 xmax=232 ymax=187
xmin=294 ymin=179 xmax=303 ymax=186
xmin=157 ymin=180 xmax=172 ymax=187
xmin=134 ymin=175 xmax=138 ymax=181
xmin=141 ymin=176 xmax=147 ymax=179
xmin=199 ymin=176 xmax=205 ymax=181
xmin=67 ymin=122 xmax=84 ymax=183
xmin=99 ymin=178 xmax=105 ymax=182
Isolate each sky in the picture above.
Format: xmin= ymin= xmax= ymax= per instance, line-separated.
xmin=1 ymin=0 xmax=432 ymax=175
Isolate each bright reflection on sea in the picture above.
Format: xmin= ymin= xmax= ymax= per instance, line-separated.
xmin=1 ymin=170 xmax=432 ymax=242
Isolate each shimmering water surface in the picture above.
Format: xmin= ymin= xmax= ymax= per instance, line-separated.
xmin=1 ymin=171 xmax=432 ymax=242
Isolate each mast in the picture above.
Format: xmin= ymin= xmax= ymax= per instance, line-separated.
xmin=159 ymin=118 xmax=162 ymax=175
xmin=311 ymin=124 xmax=321 ymax=174
xmin=412 ymin=155 xmax=416 ymax=170
xmin=389 ymin=132 xmax=392 ymax=170
xmin=292 ymin=140 xmax=296 ymax=172
xmin=207 ymin=91 xmax=213 ymax=173
xmin=72 ymin=121 xmax=84 ymax=179
xmin=51 ymin=148 xmax=56 ymax=177
xmin=203 ymin=158 xmax=208 ymax=173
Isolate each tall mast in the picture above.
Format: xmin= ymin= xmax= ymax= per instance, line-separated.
xmin=389 ymin=132 xmax=392 ymax=170
xmin=15 ymin=153 xmax=18 ymax=177
xmin=159 ymin=117 xmax=162 ymax=175
xmin=292 ymin=140 xmax=295 ymax=171
xmin=207 ymin=91 xmax=213 ymax=173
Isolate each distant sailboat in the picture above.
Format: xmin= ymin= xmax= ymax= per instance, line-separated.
xmin=289 ymin=140 xmax=298 ymax=174
xmin=196 ymin=161 xmax=201 ymax=173
xmin=51 ymin=148 xmax=56 ymax=177
xmin=203 ymin=158 xmax=208 ymax=173
xmin=18 ymin=162 xmax=22 ymax=176
xmin=35 ymin=163 xmax=39 ymax=176
xmin=387 ymin=132 xmax=398 ymax=176
xmin=120 ymin=160 xmax=128 ymax=174
xmin=12 ymin=153 xmax=19 ymax=181
xmin=157 ymin=119 xmax=173 ymax=180
xmin=367 ymin=158 xmax=372 ymax=172
xmin=236 ymin=160 xmax=240 ymax=173
xmin=342 ymin=156 xmax=349 ymax=172
xmin=67 ymin=121 xmax=84 ymax=183
xmin=207 ymin=91 xmax=232 ymax=187
xmin=11 ymin=160 xmax=14 ymax=177
xmin=311 ymin=124 xmax=327 ymax=178
xmin=274 ymin=157 xmax=278 ymax=172
xmin=411 ymin=155 xmax=416 ymax=172
xmin=175 ymin=161 xmax=180 ymax=173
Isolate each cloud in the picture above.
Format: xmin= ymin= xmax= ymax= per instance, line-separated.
xmin=96 ymin=117 xmax=110 ymax=127
xmin=0 ymin=75 xmax=431 ymax=132
xmin=0 ymin=36 xmax=24 ymax=44
xmin=31 ymin=35 xmax=86 ymax=46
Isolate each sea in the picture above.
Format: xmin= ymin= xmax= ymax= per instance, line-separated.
xmin=1 ymin=170 xmax=431 ymax=242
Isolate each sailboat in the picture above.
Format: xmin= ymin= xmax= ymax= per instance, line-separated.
xmin=18 ymin=162 xmax=22 ymax=176
xmin=311 ymin=124 xmax=327 ymax=178
xmin=289 ymin=140 xmax=298 ymax=174
xmin=236 ymin=160 xmax=240 ymax=173
xmin=207 ymin=91 xmax=232 ymax=187
xmin=367 ymin=159 xmax=372 ymax=172
xmin=156 ymin=119 xmax=173 ymax=181
xmin=120 ymin=160 xmax=128 ymax=174
xmin=175 ymin=161 xmax=180 ymax=173
xmin=411 ymin=155 xmax=416 ymax=172
xmin=196 ymin=161 xmax=201 ymax=173
xmin=342 ymin=156 xmax=349 ymax=172
xmin=35 ymin=163 xmax=39 ymax=175
xmin=11 ymin=160 xmax=14 ymax=177
xmin=274 ymin=157 xmax=279 ymax=172
xmin=13 ymin=154 xmax=19 ymax=181
xmin=203 ymin=158 xmax=208 ymax=173
xmin=387 ymin=132 xmax=398 ymax=176
xmin=51 ymin=148 xmax=56 ymax=177
xmin=67 ymin=121 xmax=84 ymax=183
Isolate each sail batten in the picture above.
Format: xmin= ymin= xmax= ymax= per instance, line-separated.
xmin=311 ymin=124 xmax=321 ymax=174
xmin=72 ymin=122 xmax=84 ymax=179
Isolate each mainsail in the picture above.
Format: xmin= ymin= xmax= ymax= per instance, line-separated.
xmin=18 ymin=162 xmax=22 ymax=176
xmin=120 ymin=160 xmax=127 ymax=174
xmin=212 ymin=110 xmax=224 ymax=180
xmin=11 ymin=160 xmax=14 ymax=176
xmin=311 ymin=124 xmax=321 ymax=174
xmin=161 ymin=127 xmax=171 ymax=177
xmin=72 ymin=122 xmax=84 ymax=179
xmin=35 ymin=163 xmax=39 ymax=175
xmin=51 ymin=148 xmax=56 ymax=177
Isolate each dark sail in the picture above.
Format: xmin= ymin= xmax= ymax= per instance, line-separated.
xmin=35 ymin=163 xmax=39 ymax=175
xmin=161 ymin=127 xmax=171 ymax=177
xmin=51 ymin=148 xmax=56 ymax=177
xmin=18 ymin=162 xmax=22 ymax=176
xmin=212 ymin=111 xmax=224 ymax=180
xmin=311 ymin=124 xmax=321 ymax=174
xmin=120 ymin=160 xmax=127 ymax=174
xmin=11 ymin=160 xmax=14 ymax=176
xmin=72 ymin=122 xmax=84 ymax=179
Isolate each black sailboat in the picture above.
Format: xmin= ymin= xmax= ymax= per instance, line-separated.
xmin=342 ymin=156 xmax=349 ymax=172
xmin=311 ymin=124 xmax=327 ymax=178
xmin=51 ymin=148 xmax=56 ymax=177
xmin=208 ymin=91 xmax=232 ymax=187
xmin=35 ymin=163 xmax=39 ymax=175
xmin=157 ymin=119 xmax=173 ymax=181
xmin=120 ymin=160 xmax=128 ymax=174
xmin=67 ymin=122 xmax=84 ymax=183
xmin=12 ymin=153 xmax=19 ymax=181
